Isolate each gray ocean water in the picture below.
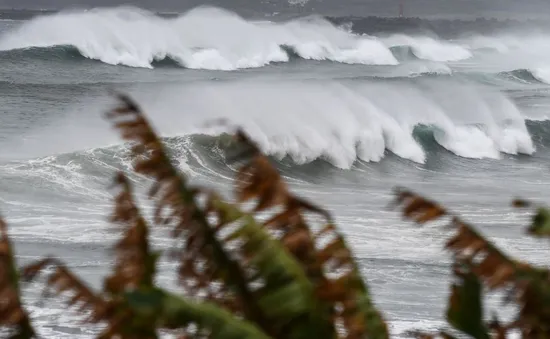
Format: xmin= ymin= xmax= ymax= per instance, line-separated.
xmin=1 ymin=4 xmax=550 ymax=338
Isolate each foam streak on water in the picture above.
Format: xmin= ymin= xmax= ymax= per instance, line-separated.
xmin=1 ymin=6 xmax=550 ymax=339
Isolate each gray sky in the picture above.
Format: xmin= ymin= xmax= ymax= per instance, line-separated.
xmin=1 ymin=0 xmax=549 ymax=19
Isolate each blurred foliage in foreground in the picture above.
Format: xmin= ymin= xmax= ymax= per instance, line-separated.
xmin=1 ymin=95 xmax=549 ymax=339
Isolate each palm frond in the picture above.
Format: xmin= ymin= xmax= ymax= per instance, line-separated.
xmin=393 ymin=188 xmax=550 ymax=338
xmin=233 ymin=131 xmax=331 ymax=220
xmin=22 ymin=259 xmax=113 ymax=325
xmin=106 ymin=95 xmax=270 ymax=330
xmin=126 ymin=288 xmax=270 ymax=339
xmin=230 ymin=131 xmax=388 ymax=339
xmin=0 ymin=217 xmax=35 ymax=339
xmin=23 ymin=258 xmax=160 ymax=339
xmin=446 ymin=263 xmax=489 ymax=339
xmin=392 ymin=188 xmax=448 ymax=224
xmin=512 ymin=199 xmax=550 ymax=237
xmin=105 ymin=172 xmax=158 ymax=293
xmin=208 ymin=197 xmax=336 ymax=339
xmin=315 ymin=224 xmax=388 ymax=339
xmin=405 ymin=330 xmax=458 ymax=339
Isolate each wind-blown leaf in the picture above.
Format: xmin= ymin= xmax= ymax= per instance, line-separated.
xmin=209 ymin=198 xmax=335 ymax=339
xmin=392 ymin=188 xmax=447 ymax=224
xmin=126 ymin=288 xmax=271 ymax=339
xmin=21 ymin=259 xmax=124 ymax=336
xmin=106 ymin=172 xmax=159 ymax=293
xmin=394 ymin=189 xmax=550 ymax=338
xmin=0 ymin=218 xmax=35 ymax=339
xmin=315 ymin=225 xmax=389 ymax=339
xmin=22 ymin=177 xmax=165 ymax=339
xmin=446 ymin=265 xmax=489 ymax=339
xmin=227 ymin=131 xmax=388 ymax=339
xmin=107 ymin=95 xmax=270 ymax=331
xmin=512 ymin=199 xmax=550 ymax=237
xmin=405 ymin=330 xmax=458 ymax=339
xmin=528 ymin=207 xmax=550 ymax=237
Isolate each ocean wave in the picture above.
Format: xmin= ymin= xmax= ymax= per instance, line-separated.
xmin=0 ymin=6 xmax=399 ymax=69
xmin=0 ymin=45 xmax=87 ymax=62
xmin=6 ymin=79 xmax=535 ymax=170
xmin=499 ymin=69 xmax=543 ymax=84
xmin=148 ymin=80 xmax=534 ymax=167
xmin=0 ymin=6 xmax=503 ymax=71
xmin=497 ymin=68 xmax=550 ymax=85
xmin=3 ymin=6 xmax=550 ymax=77
xmin=171 ymin=118 xmax=544 ymax=170
xmin=4 ymin=116 xmax=548 ymax=193
xmin=381 ymin=35 xmax=472 ymax=62
xmin=531 ymin=68 xmax=550 ymax=84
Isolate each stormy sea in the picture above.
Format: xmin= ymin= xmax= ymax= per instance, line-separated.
xmin=1 ymin=2 xmax=550 ymax=337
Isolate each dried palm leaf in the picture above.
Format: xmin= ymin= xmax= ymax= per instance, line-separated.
xmin=105 ymin=172 xmax=158 ymax=293
xmin=394 ymin=189 xmax=550 ymax=338
xmin=207 ymin=197 xmax=336 ymax=339
xmin=0 ymin=218 xmax=35 ymax=339
xmin=229 ymin=131 xmax=388 ymax=339
xmin=107 ymin=94 xmax=269 ymax=330
xmin=22 ymin=259 xmax=114 ymax=325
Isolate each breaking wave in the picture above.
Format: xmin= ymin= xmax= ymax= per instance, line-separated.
xmin=498 ymin=68 xmax=550 ymax=85
xmin=0 ymin=6 xmax=501 ymax=70
xmin=381 ymin=35 xmax=472 ymax=62
xmin=0 ymin=6 xmax=399 ymax=69
xmin=531 ymin=68 xmax=550 ymax=84
xmin=2 ymin=5 xmax=550 ymax=78
xmin=3 ymin=117 xmax=547 ymax=189
xmin=142 ymin=80 xmax=535 ymax=168
xmin=168 ymin=117 xmax=549 ymax=171
xmin=7 ymin=79 xmax=536 ymax=170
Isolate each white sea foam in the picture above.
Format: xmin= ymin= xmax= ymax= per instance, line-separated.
xmin=381 ymin=34 xmax=473 ymax=62
xmin=457 ymin=34 xmax=550 ymax=75
xmin=0 ymin=6 xmax=398 ymax=69
xmin=3 ymin=76 xmax=535 ymax=170
xmin=532 ymin=67 xmax=550 ymax=84
xmin=129 ymin=79 xmax=535 ymax=167
xmin=5 ymin=6 xmax=550 ymax=77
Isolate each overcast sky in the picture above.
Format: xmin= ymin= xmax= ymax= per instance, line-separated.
xmin=1 ymin=0 xmax=549 ymax=19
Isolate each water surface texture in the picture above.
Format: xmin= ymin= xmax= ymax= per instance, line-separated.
xmin=1 ymin=4 xmax=550 ymax=337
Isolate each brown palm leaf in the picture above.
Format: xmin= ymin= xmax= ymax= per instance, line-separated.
xmin=404 ymin=330 xmax=457 ymax=339
xmin=22 ymin=259 xmax=114 ymax=323
xmin=393 ymin=189 xmax=550 ymax=337
xmin=230 ymin=129 xmax=331 ymax=268
xmin=105 ymin=172 xmax=157 ymax=293
xmin=392 ymin=188 xmax=448 ymax=224
xmin=22 ymin=259 xmax=147 ymax=339
xmin=106 ymin=94 xmax=269 ymax=330
xmin=0 ymin=217 xmax=35 ymax=338
xmin=447 ymin=218 xmax=550 ymax=337
xmin=314 ymin=224 xmax=388 ymax=339
xmin=230 ymin=131 xmax=388 ymax=339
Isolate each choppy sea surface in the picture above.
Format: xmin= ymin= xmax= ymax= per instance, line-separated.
xmin=1 ymin=4 xmax=550 ymax=337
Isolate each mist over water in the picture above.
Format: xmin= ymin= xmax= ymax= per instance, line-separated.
xmin=1 ymin=4 xmax=550 ymax=338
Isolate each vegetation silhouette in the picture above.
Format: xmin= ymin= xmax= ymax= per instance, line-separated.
xmin=1 ymin=95 xmax=549 ymax=339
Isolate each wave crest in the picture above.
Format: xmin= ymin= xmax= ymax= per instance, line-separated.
xmin=4 ymin=7 xmax=550 ymax=79
xmin=122 ymin=80 xmax=536 ymax=168
xmin=0 ymin=6 xmax=399 ymax=69
xmin=381 ymin=35 xmax=472 ymax=62
xmin=531 ymin=68 xmax=550 ymax=84
xmin=498 ymin=68 xmax=550 ymax=85
xmin=2 ymin=78 xmax=540 ymax=174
